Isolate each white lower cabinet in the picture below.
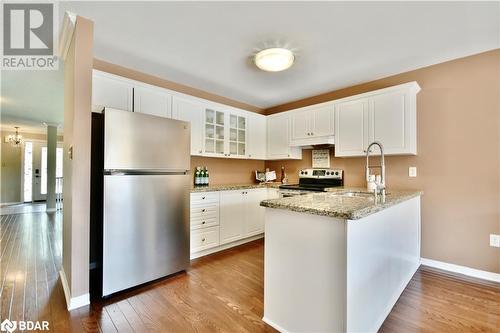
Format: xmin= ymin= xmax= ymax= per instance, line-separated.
xmin=190 ymin=188 xmax=271 ymax=258
xmin=219 ymin=190 xmax=245 ymax=244
xmin=191 ymin=227 xmax=220 ymax=253
xmin=243 ymin=188 xmax=268 ymax=237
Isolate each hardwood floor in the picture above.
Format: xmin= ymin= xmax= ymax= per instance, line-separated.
xmin=1 ymin=210 xmax=499 ymax=332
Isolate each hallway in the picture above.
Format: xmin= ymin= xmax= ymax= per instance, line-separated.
xmin=0 ymin=210 xmax=65 ymax=328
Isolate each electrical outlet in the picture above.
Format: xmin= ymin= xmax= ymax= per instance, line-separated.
xmin=408 ymin=167 xmax=417 ymax=178
xmin=490 ymin=234 xmax=500 ymax=248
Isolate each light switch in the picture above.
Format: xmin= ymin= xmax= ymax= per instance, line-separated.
xmin=408 ymin=167 xmax=417 ymax=178
xmin=490 ymin=234 xmax=500 ymax=248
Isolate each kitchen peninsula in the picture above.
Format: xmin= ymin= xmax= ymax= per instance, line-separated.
xmin=260 ymin=189 xmax=422 ymax=333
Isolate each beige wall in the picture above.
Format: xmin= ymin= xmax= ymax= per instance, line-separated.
xmin=266 ymin=50 xmax=500 ymax=274
xmin=191 ymin=156 xmax=265 ymax=186
xmin=62 ymin=16 xmax=94 ymax=299
xmin=0 ymin=131 xmax=62 ymax=203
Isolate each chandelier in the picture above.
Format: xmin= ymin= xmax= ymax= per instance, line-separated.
xmin=7 ymin=127 xmax=24 ymax=147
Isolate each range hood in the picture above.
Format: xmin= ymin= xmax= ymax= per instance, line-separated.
xmin=289 ymin=135 xmax=335 ymax=147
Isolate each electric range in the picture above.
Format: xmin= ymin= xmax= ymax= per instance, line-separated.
xmin=279 ymin=168 xmax=344 ymax=197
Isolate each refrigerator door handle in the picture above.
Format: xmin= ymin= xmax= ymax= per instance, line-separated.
xmin=104 ymin=169 xmax=189 ymax=176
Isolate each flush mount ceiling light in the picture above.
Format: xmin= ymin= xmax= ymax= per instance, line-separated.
xmin=254 ymin=48 xmax=294 ymax=72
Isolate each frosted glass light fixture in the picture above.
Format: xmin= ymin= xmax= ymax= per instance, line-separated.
xmin=254 ymin=48 xmax=294 ymax=72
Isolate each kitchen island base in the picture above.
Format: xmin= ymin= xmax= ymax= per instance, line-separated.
xmin=263 ymin=196 xmax=421 ymax=333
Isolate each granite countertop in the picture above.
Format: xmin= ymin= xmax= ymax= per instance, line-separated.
xmin=260 ymin=187 xmax=423 ymax=220
xmin=191 ymin=182 xmax=282 ymax=193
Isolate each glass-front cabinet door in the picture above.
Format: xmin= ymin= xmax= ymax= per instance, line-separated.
xmin=204 ymin=108 xmax=225 ymax=155
xmin=229 ymin=114 xmax=246 ymax=157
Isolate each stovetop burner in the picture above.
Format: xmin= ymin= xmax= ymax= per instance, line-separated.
xmin=279 ymin=168 xmax=344 ymax=192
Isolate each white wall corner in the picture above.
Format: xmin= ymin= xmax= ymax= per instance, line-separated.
xmin=420 ymin=258 xmax=500 ymax=283
xmin=58 ymin=11 xmax=77 ymax=60
xmin=59 ymin=270 xmax=90 ymax=311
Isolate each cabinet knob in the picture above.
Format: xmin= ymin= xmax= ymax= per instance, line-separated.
xmin=201 ymin=208 xmax=206 ymax=212
xmin=199 ymin=150 xmax=202 ymax=153
xmin=202 ymin=196 xmax=206 ymax=200
xmin=202 ymin=221 xmax=206 ymax=224
xmin=202 ymin=238 xmax=206 ymax=242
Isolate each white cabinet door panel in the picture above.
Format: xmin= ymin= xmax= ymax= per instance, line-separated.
xmin=370 ymin=90 xmax=412 ymax=155
xmin=267 ymin=114 xmax=291 ymax=159
xmin=312 ymin=105 xmax=334 ymax=137
xmin=92 ymin=73 xmax=133 ymax=111
xmin=291 ymin=110 xmax=311 ymax=140
xmin=334 ymin=99 xmax=369 ymax=156
xmin=248 ymin=113 xmax=267 ymax=159
xmin=134 ymin=86 xmax=172 ymax=118
xmin=244 ymin=188 xmax=267 ymax=236
xmin=219 ymin=191 xmax=244 ymax=245
xmin=172 ymin=97 xmax=204 ymax=155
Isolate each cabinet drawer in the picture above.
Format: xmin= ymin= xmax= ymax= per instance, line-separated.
xmin=191 ymin=206 xmax=218 ymax=219
xmin=191 ymin=216 xmax=219 ymax=230
xmin=191 ymin=227 xmax=219 ymax=252
xmin=191 ymin=192 xmax=219 ymax=205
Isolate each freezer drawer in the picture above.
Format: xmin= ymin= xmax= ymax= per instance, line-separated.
xmin=104 ymin=108 xmax=190 ymax=171
xmin=103 ymin=173 xmax=190 ymax=296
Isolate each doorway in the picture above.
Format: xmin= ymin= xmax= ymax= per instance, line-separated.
xmin=23 ymin=140 xmax=63 ymax=203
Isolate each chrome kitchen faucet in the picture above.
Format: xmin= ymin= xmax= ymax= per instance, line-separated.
xmin=365 ymin=141 xmax=386 ymax=199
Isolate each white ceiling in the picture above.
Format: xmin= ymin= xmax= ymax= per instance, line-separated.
xmin=1 ymin=66 xmax=64 ymax=132
xmin=60 ymin=1 xmax=499 ymax=109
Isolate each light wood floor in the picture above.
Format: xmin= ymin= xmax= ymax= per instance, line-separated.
xmin=1 ymin=210 xmax=499 ymax=332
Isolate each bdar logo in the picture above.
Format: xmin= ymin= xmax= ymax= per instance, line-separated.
xmin=0 ymin=319 xmax=17 ymax=333
xmin=3 ymin=3 xmax=53 ymax=56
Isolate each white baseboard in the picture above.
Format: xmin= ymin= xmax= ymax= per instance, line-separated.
xmin=0 ymin=201 xmax=22 ymax=206
xmin=421 ymin=258 xmax=500 ymax=283
xmin=190 ymin=234 xmax=264 ymax=260
xmin=59 ymin=270 xmax=90 ymax=311
xmin=262 ymin=317 xmax=288 ymax=333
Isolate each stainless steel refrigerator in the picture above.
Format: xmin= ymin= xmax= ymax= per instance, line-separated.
xmin=97 ymin=108 xmax=190 ymax=297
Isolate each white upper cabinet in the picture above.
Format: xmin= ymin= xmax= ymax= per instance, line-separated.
xmin=369 ymin=87 xmax=417 ymax=155
xmin=290 ymin=104 xmax=335 ymax=146
xmin=267 ymin=113 xmax=302 ymax=160
xmin=92 ymin=71 xmax=133 ymax=111
xmin=202 ymin=108 xmax=248 ymax=159
xmin=291 ymin=109 xmax=311 ymax=140
xmin=334 ymin=99 xmax=370 ymax=157
xmin=203 ymin=108 xmax=227 ymax=157
xmin=312 ymin=105 xmax=335 ymax=137
xmin=228 ymin=113 xmax=247 ymax=158
xmin=172 ymin=96 xmax=204 ymax=156
xmin=247 ymin=113 xmax=267 ymax=159
xmin=133 ymin=85 xmax=172 ymax=118
xmin=334 ymin=82 xmax=420 ymax=157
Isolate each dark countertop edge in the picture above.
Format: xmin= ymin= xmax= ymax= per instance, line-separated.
xmin=260 ymin=191 xmax=423 ymax=220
